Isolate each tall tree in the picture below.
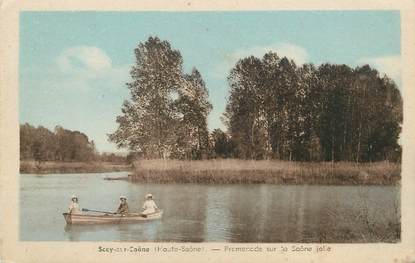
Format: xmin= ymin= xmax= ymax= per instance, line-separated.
xmin=109 ymin=37 xmax=212 ymax=160
xmin=109 ymin=37 xmax=184 ymax=158
xmin=225 ymin=56 xmax=268 ymax=159
xmin=316 ymin=64 xmax=354 ymax=162
xmin=173 ymin=68 xmax=212 ymax=159
xmin=224 ymin=52 xmax=402 ymax=162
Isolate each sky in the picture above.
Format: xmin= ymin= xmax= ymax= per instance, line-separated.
xmin=19 ymin=11 xmax=401 ymax=153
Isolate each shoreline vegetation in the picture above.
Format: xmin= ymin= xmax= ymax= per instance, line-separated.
xmin=129 ymin=159 xmax=401 ymax=186
xmin=19 ymin=159 xmax=401 ymax=186
xmin=20 ymin=161 xmax=131 ymax=174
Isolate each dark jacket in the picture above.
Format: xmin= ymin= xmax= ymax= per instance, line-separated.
xmin=117 ymin=202 xmax=129 ymax=214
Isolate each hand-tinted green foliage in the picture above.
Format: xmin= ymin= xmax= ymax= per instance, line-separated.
xmin=20 ymin=123 xmax=97 ymax=162
xmin=109 ymin=37 xmax=212 ymax=159
xmin=225 ymin=53 xmax=402 ymax=162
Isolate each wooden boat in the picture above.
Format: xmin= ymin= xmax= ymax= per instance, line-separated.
xmin=63 ymin=210 xmax=163 ymax=225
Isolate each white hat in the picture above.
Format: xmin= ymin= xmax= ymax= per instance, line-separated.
xmin=120 ymin=195 xmax=127 ymax=200
xmin=71 ymin=194 xmax=78 ymax=200
xmin=145 ymin=193 xmax=153 ymax=199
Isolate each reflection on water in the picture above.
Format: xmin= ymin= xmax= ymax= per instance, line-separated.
xmin=20 ymin=172 xmax=400 ymax=242
xmin=63 ymin=220 xmax=162 ymax=242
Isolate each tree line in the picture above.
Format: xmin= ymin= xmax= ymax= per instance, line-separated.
xmin=22 ymin=37 xmax=401 ymax=163
xmin=20 ymin=123 xmax=97 ymax=162
xmin=20 ymin=123 xmax=127 ymax=163
xmin=224 ymin=55 xmax=402 ymax=162
xmin=110 ymin=37 xmax=402 ymax=162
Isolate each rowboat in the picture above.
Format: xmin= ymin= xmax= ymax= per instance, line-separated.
xmin=63 ymin=210 xmax=163 ymax=225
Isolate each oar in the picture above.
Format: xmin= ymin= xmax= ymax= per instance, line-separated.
xmin=82 ymin=208 xmax=117 ymax=214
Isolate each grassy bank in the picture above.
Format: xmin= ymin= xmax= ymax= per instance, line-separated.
xmin=130 ymin=159 xmax=401 ymax=185
xmin=20 ymin=161 xmax=132 ymax=174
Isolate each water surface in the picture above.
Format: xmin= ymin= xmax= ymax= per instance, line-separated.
xmin=20 ymin=172 xmax=400 ymax=242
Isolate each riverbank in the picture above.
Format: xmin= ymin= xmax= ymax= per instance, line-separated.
xmin=130 ymin=159 xmax=400 ymax=185
xmin=20 ymin=161 xmax=132 ymax=174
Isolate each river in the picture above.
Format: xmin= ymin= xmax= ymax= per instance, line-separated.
xmin=20 ymin=172 xmax=400 ymax=242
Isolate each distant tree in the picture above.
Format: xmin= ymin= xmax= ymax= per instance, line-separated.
xmin=126 ymin=151 xmax=143 ymax=164
xmin=99 ymin=152 xmax=126 ymax=163
xmin=211 ymin=129 xmax=235 ymax=158
xmin=71 ymin=131 xmax=96 ymax=161
xmin=32 ymin=126 xmax=55 ymax=162
xmin=20 ymin=123 xmax=97 ymax=162
xmin=20 ymin=123 xmax=36 ymax=160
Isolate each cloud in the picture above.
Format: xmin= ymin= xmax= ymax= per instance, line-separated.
xmin=356 ymin=55 xmax=401 ymax=84
xmin=216 ymin=42 xmax=309 ymax=77
xmin=57 ymin=46 xmax=113 ymax=77
xmin=22 ymin=46 xmax=132 ymax=153
xmin=49 ymin=46 xmax=131 ymax=91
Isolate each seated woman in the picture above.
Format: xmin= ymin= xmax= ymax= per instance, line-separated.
xmin=141 ymin=193 xmax=158 ymax=217
xmin=116 ymin=196 xmax=129 ymax=214
xmin=68 ymin=194 xmax=81 ymax=214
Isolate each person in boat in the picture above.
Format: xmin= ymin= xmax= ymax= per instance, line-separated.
xmin=116 ymin=196 xmax=129 ymax=214
xmin=141 ymin=193 xmax=158 ymax=217
xmin=68 ymin=194 xmax=81 ymax=214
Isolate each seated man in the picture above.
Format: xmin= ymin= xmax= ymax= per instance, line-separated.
xmin=68 ymin=194 xmax=81 ymax=214
xmin=141 ymin=193 xmax=158 ymax=217
xmin=116 ymin=196 xmax=129 ymax=214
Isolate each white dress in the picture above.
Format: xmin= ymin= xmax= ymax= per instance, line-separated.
xmin=142 ymin=199 xmax=158 ymax=215
xmin=68 ymin=201 xmax=81 ymax=214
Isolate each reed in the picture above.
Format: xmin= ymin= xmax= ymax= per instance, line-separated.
xmin=20 ymin=161 xmax=131 ymax=174
xmin=130 ymin=159 xmax=400 ymax=185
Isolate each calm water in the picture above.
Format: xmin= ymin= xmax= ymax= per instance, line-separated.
xmin=20 ymin=172 xmax=400 ymax=242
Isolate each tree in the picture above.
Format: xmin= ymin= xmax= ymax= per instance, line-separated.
xmin=352 ymin=66 xmax=402 ymax=162
xmin=109 ymin=37 xmax=212 ymax=160
xmin=20 ymin=124 xmax=97 ymax=162
xmin=20 ymin=123 xmax=36 ymax=160
xmin=211 ymin=129 xmax=235 ymax=158
xmin=109 ymin=37 xmax=184 ymax=158
xmin=173 ymin=68 xmax=212 ymax=159
xmin=225 ymin=56 xmax=268 ymax=159
xmin=316 ymin=64 xmax=354 ymax=162
xmin=223 ymin=52 xmax=402 ymax=163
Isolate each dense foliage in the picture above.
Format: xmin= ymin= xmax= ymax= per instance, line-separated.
xmin=20 ymin=124 xmax=97 ymax=162
xmin=109 ymin=37 xmax=212 ymax=159
xmin=224 ymin=53 xmax=402 ymax=162
xmin=109 ymin=38 xmax=401 ymax=162
xmin=38 ymin=37 xmax=399 ymax=163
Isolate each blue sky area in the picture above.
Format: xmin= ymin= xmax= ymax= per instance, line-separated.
xmin=20 ymin=11 xmax=401 ymax=153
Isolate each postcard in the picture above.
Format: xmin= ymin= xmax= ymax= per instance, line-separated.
xmin=1 ymin=0 xmax=414 ymax=262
